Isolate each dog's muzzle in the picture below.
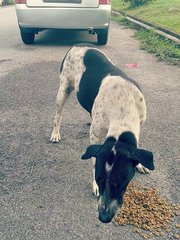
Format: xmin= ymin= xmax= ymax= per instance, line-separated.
xmin=98 ymin=196 xmax=123 ymax=223
xmin=98 ymin=208 xmax=115 ymax=223
xmin=98 ymin=197 xmax=120 ymax=223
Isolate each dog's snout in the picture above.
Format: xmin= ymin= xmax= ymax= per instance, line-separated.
xmin=98 ymin=209 xmax=112 ymax=223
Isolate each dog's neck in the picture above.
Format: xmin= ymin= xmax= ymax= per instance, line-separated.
xmin=106 ymin=120 xmax=140 ymax=144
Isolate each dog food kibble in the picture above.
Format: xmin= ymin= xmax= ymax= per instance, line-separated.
xmin=114 ymin=181 xmax=180 ymax=239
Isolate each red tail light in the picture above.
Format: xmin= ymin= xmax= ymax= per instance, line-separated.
xmin=15 ymin=0 xmax=27 ymax=3
xmin=99 ymin=0 xmax=111 ymax=4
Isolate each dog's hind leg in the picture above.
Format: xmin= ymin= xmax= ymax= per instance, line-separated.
xmin=50 ymin=75 xmax=74 ymax=142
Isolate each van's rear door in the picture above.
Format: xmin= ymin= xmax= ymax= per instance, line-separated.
xmin=26 ymin=0 xmax=99 ymax=8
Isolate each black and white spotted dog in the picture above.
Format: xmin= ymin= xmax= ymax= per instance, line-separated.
xmin=50 ymin=44 xmax=154 ymax=223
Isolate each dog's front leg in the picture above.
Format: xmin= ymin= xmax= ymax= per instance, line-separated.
xmin=136 ymin=163 xmax=150 ymax=174
xmin=90 ymin=127 xmax=103 ymax=197
xmin=92 ymin=157 xmax=99 ymax=197
xmin=50 ymin=76 xmax=74 ymax=142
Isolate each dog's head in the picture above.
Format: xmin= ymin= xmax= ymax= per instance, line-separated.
xmin=81 ymin=131 xmax=154 ymax=223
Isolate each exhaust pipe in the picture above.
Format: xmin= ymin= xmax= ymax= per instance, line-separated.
xmin=88 ymin=28 xmax=95 ymax=35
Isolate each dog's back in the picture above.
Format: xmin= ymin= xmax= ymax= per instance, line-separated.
xmin=60 ymin=44 xmax=141 ymax=114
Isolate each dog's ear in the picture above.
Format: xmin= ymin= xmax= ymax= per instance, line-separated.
xmin=81 ymin=145 xmax=101 ymax=160
xmin=132 ymin=148 xmax=154 ymax=170
xmin=132 ymin=149 xmax=154 ymax=170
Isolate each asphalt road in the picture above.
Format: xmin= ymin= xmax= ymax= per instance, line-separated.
xmin=0 ymin=6 xmax=180 ymax=240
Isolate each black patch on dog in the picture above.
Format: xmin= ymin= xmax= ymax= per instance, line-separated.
xmin=77 ymin=49 xmax=111 ymax=113
xmin=77 ymin=49 xmax=141 ymax=113
xmin=118 ymin=131 xmax=137 ymax=147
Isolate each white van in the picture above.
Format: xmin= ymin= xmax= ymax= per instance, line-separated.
xmin=15 ymin=0 xmax=111 ymax=45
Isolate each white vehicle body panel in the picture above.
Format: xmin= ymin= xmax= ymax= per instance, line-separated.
xmin=15 ymin=0 xmax=111 ymax=44
xmin=16 ymin=5 xmax=111 ymax=30
xmin=26 ymin=0 xmax=99 ymax=8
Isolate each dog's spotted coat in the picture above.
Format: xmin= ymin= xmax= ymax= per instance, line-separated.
xmin=51 ymin=44 xmax=154 ymax=223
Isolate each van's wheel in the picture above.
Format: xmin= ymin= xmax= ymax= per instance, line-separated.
xmin=97 ymin=29 xmax=108 ymax=45
xmin=20 ymin=29 xmax=35 ymax=44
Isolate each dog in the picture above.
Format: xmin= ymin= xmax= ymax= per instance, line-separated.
xmin=50 ymin=44 xmax=154 ymax=223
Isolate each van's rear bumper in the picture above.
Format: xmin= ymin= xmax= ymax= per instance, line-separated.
xmin=15 ymin=4 xmax=111 ymax=30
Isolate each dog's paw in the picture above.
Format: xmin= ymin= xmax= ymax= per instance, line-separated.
xmin=50 ymin=131 xmax=61 ymax=143
xmin=136 ymin=163 xmax=150 ymax=174
xmin=93 ymin=180 xmax=99 ymax=197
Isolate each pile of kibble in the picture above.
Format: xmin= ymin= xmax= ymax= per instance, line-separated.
xmin=114 ymin=181 xmax=180 ymax=239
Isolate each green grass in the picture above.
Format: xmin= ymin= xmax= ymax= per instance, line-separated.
xmin=112 ymin=15 xmax=180 ymax=65
xmin=112 ymin=0 xmax=180 ymax=34
xmin=135 ymin=30 xmax=180 ymax=64
xmin=2 ymin=0 xmax=14 ymax=4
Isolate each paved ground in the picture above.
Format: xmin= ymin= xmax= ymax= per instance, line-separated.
xmin=0 ymin=6 xmax=179 ymax=240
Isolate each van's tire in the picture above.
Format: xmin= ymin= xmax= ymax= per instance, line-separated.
xmin=97 ymin=29 xmax=108 ymax=45
xmin=20 ymin=29 xmax=35 ymax=44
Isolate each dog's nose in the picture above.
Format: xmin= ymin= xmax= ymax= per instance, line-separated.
xmin=99 ymin=210 xmax=112 ymax=223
